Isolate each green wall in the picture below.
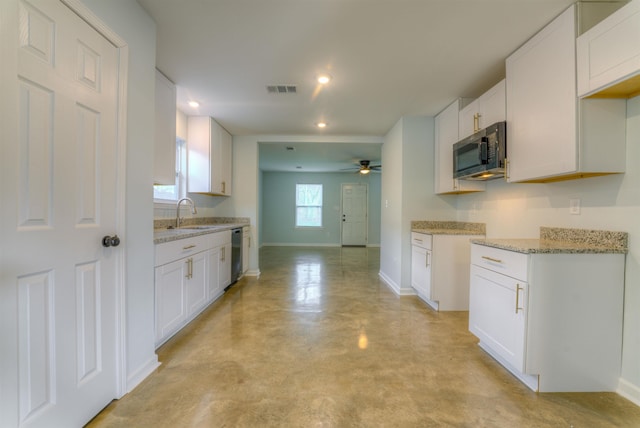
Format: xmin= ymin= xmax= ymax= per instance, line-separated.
xmin=262 ymin=171 xmax=381 ymax=246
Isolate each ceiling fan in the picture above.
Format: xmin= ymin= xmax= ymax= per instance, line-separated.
xmin=342 ymin=160 xmax=382 ymax=175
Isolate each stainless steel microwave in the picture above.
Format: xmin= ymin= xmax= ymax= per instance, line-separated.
xmin=453 ymin=121 xmax=506 ymax=181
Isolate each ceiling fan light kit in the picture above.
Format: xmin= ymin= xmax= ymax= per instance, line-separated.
xmin=341 ymin=159 xmax=382 ymax=174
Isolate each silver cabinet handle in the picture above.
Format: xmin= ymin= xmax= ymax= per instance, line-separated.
xmin=425 ymin=252 xmax=430 ymax=268
xmin=515 ymin=284 xmax=523 ymax=314
xmin=183 ymin=244 xmax=196 ymax=250
xmin=185 ymin=258 xmax=193 ymax=279
xmin=482 ymin=256 xmax=503 ymax=263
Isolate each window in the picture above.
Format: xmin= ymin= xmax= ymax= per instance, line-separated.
xmin=154 ymin=138 xmax=187 ymax=202
xmin=295 ymin=184 xmax=323 ymax=227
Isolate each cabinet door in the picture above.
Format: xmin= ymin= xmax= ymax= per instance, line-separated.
xmin=208 ymin=246 xmax=223 ymax=300
xmin=577 ymin=0 xmax=640 ymax=97
xmin=435 ymin=100 xmax=484 ymax=194
xmin=219 ymin=242 xmax=232 ymax=289
xmin=210 ymin=120 xmax=224 ymax=194
xmin=187 ymin=116 xmax=213 ymax=193
xmin=506 ymin=6 xmax=577 ymax=182
xmin=185 ymin=251 xmax=208 ymax=317
xmin=220 ymin=127 xmax=232 ymax=195
xmin=411 ymin=245 xmax=430 ymax=297
xmin=154 ymin=69 xmax=176 ymax=185
xmin=469 ymin=265 xmax=527 ymax=371
xmin=478 ymin=79 xmax=506 ymax=129
xmin=155 ymin=260 xmax=187 ymax=345
xmin=242 ymin=233 xmax=250 ymax=274
xmin=458 ymin=99 xmax=479 ymax=139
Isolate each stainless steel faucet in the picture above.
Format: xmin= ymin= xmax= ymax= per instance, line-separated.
xmin=176 ymin=197 xmax=197 ymax=228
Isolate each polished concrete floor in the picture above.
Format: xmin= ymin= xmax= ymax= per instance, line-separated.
xmin=89 ymin=246 xmax=640 ymax=427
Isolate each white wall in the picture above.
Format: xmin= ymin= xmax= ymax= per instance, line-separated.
xmin=455 ymin=95 xmax=640 ymax=401
xmin=380 ymin=116 xmax=456 ymax=294
xmin=80 ymin=0 xmax=159 ymax=391
xmin=380 ymin=120 xmax=404 ymax=291
xmin=262 ymin=172 xmax=381 ymax=246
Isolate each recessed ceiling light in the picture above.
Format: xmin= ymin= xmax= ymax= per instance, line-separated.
xmin=188 ymin=101 xmax=200 ymax=108
xmin=317 ymin=74 xmax=331 ymax=85
xmin=316 ymin=122 xmax=327 ymax=129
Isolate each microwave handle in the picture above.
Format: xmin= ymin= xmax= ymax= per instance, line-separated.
xmin=479 ymin=137 xmax=489 ymax=164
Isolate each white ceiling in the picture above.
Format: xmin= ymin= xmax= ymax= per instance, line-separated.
xmin=138 ymin=0 xmax=576 ymax=171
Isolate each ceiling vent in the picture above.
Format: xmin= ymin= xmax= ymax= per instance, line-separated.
xmin=267 ymin=85 xmax=297 ymax=94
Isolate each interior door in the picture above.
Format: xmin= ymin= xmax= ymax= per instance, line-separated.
xmin=0 ymin=0 xmax=121 ymax=426
xmin=341 ymin=183 xmax=368 ymax=246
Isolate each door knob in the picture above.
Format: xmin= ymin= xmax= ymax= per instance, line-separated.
xmin=102 ymin=235 xmax=121 ymax=247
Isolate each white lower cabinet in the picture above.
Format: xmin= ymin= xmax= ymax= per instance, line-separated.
xmin=411 ymin=235 xmax=432 ymax=300
xmin=411 ymin=232 xmax=477 ymax=311
xmin=469 ymin=264 xmax=527 ymax=374
xmin=469 ymin=243 xmax=625 ymax=392
xmin=155 ymin=230 xmax=232 ymax=348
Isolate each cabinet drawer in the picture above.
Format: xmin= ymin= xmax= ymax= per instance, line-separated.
xmin=471 ymin=244 xmax=528 ymax=281
xmin=411 ymin=232 xmax=432 ymax=250
xmin=208 ymin=229 xmax=231 ymax=248
xmin=155 ymin=234 xmax=211 ymax=267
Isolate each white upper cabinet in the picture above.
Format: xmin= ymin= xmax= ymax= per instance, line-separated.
xmin=458 ymin=79 xmax=506 ymax=139
xmin=577 ymin=0 xmax=640 ymax=98
xmin=187 ymin=116 xmax=233 ymax=196
xmin=154 ymin=69 xmax=177 ymax=185
xmin=176 ymin=108 xmax=187 ymax=142
xmin=434 ymin=99 xmax=485 ymax=194
xmin=506 ymin=4 xmax=627 ymax=183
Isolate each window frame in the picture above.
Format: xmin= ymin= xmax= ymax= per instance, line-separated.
xmin=295 ymin=183 xmax=323 ymax=228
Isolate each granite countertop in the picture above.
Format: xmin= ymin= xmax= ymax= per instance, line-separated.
xmin=411 ymin=220 xmax=486 ymax=236
xmin=154 ymin=217 xmax=249 ymax=244
xmin=471 ymin=227 xmax=628 ymax=254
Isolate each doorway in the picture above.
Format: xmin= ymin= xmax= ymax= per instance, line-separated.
xmin=341 ymin=183 xmax=368 ymax=246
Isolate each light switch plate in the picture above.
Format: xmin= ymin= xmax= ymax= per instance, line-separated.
xmin=570 ymin=198 xmax=581 ymax=215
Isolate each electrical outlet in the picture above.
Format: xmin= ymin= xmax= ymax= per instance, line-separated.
xmin=570 ymin=198 xmax=581 ymax=215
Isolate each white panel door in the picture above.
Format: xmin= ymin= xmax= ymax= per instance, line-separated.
xmin=0 ymin=1 xmax=121 ymax=426
xmin=341 ymin=183 xmax=368 ymax=246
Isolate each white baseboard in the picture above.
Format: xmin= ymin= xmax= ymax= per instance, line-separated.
xmin=126 ymin=355 xmax=160 ymax=393
xmin=378 ymin=271 xmax=415 ymax=296
xmin=244 ymin=269 xmax=261 ymax=277
xmin=618 ymin=378 xmax=640 ymax=407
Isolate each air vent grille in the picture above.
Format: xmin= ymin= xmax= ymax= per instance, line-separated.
xmin=267 ymin=85 xmax=297 ymax=94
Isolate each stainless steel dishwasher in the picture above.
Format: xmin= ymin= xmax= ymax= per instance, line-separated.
xmin=227 ymin=227 xmax=242 ymax=289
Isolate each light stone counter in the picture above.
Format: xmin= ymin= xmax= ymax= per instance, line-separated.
xmin=411 ymin=220 xmax=486 ymax=235
xmin=154 ymin=217 xmax=249 ymax=244
xmin=471 ymin=226 xmax=628 ymax=254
